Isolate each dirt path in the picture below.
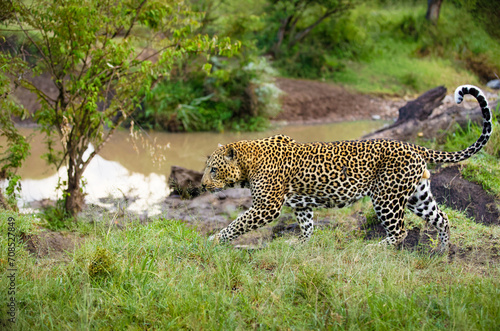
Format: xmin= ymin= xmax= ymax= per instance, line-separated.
xmin=274 ymin=77 xmax=403 ymax=124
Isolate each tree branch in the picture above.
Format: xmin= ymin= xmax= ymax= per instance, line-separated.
xmin=288 ymin=4 xmax=349 ymax=49
xmin=123 ymin=0 xmax=148 ymax=39
xmin=14 ymin=10 xmax=55 ymax=76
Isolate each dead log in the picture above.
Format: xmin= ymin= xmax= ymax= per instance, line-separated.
xmin=364 ymin=86 xmax=498 ymax=142
xmin=396 ymin=86 xmax=446 ymax=123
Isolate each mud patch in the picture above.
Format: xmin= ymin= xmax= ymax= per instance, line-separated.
xmin=447 ymin=244 xmax=500 ymax=271
xmin=271 ymin=217 xmax=334 ymax=241
xmin=21 ymin=230 xmax=85 ymax=260
xmin=430 ymin=165 xmax=500 ymax=226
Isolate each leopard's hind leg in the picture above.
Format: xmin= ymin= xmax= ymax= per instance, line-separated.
xmin=407 ymin=178 xmax=450 ymax=252
xmin=369 ymin=153 xmax=426 ymax=248
xmin=294 ymin=207 xmax=314 ymax=242
xmin=371 ymin=192 xmax=409 ymax=247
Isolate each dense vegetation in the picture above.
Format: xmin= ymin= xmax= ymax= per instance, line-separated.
xmin=2 ymin=0 xmax=499 ymax=135
xmin=134 ymin=0 xmax=500 ymax=131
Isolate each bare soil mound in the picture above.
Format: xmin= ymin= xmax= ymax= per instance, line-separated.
xmin=430 ymin=165 xmax=500 ymax=226
xmin=22 ymin=230 xmax=85 ymax=260
xmin=274 ymin=77 xmax=402 ymax=124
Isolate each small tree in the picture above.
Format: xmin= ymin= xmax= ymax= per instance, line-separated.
xmin=0 ymin=55 xmax=30 ymax=210
xmin=268 ymin=0 xmax=353 ymax=57
xmin=1 ymin=0 xmax=237 ymax=217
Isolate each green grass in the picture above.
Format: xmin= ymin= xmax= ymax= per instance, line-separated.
xmin=202 ymin=0 xmax=500 ymax=96
xmin=461 ymin=154 xmax=500 ymax=197
xmin=331 ymin=56 xmax=478 ymax=96
xmin=444 ymin=206 xmax=500 ymax=251
xmin=1 ymin=210 xmax=499 ymax=330
xmin=320 ymin=2 xmax=500 ymax=95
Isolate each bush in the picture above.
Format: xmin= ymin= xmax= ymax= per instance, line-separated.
xmin=40 ymin=199 xmax=74 ymax=230
xmin=87 ymin=247 xmax=116 ymax=282
xmin=139 ymin=56 xmax=283 ymax=132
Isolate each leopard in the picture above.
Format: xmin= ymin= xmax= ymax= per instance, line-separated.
xmin=201 ymin=85 xmax=493 ymax=252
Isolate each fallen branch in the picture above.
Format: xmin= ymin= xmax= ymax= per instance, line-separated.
xmin=364 ymin=86 xmax=498 ymax=141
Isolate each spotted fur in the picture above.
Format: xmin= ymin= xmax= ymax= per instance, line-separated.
xmin=201 ymin=85 xmax=492 ymax=252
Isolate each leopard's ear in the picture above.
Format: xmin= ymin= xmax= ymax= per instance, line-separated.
xmin=225 ymin=146 xmax=236 ymax=161
xmin=218 ymin=143 xmax=223 ymax=148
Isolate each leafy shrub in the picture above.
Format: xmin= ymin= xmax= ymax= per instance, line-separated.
xmin=275 ymin=45 xmax=329 ymax=79
xmin=242 ymin=58 xmax=283 ymax=118
xmin=40 ymin=199 xmax=74 ymax=230
xmin=139 ymin=56 xmax=282 ymax=132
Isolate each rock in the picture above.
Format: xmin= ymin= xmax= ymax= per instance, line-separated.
xmin=486 ymin=79 xmax=500 ymax=89
xmin=168 ymin=166 xmax=203 ymax=199
xmin=216 ymin=188 xmax=252 ymax=208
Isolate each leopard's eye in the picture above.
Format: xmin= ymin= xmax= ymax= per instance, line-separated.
xmin=210 ymin=167 xmax=217 ymax=175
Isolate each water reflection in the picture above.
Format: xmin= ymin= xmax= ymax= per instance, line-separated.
xmin=19 ymin=144 xmax=168 ymax=215
xmin=11 ymin=121 xmax=386 ymax=214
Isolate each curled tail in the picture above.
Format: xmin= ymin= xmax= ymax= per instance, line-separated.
xmin=422 ymin=85 xmax=492 ymax=163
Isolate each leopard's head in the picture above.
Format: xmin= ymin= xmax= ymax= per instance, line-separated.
xmin=201 ymin=144 xmax=243 ymax=193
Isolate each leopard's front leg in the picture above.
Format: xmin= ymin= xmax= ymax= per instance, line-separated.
xmin=209 ymin=177 xmax=286 ymax=243
xmin=211 ymin=197 xmax=284 ymax=243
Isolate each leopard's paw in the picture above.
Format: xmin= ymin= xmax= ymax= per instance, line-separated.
xmin=208 ymin=233 xmax=220 ymax=244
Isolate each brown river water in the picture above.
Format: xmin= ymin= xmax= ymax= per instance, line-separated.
xmin=6 ymin=121 xmax=386 ymax=215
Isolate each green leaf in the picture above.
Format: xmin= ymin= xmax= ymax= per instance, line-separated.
xmin=202 ymin=63 xmax=212 ymax=75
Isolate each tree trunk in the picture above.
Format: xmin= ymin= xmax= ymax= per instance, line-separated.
xmin=426 ymin=0 xmax=444 ymax=24
xmin=64 ymin=154 xmax=85 ymax=217
xmin=0 ymin=190 xmax=12 ymax=210
xmin=271 ymin=16 xmax=292 ymax=58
